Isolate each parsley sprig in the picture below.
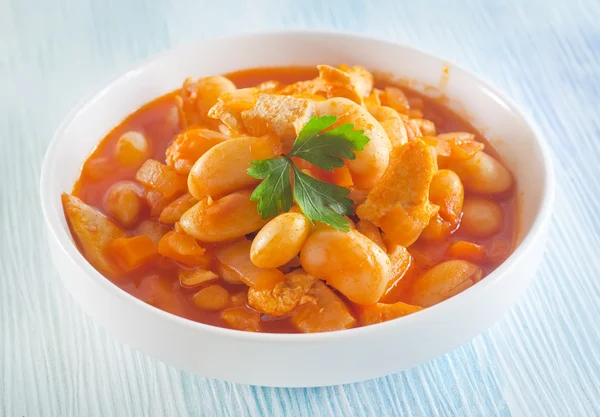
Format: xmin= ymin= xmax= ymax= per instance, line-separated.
xmin=247 ymin=115 xmax=369 ymax=231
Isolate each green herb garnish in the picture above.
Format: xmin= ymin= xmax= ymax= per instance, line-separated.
xmin=247 ymin=115 xmax=370 ymax=231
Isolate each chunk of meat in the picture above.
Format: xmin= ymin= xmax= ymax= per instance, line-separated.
xmin=62 ymin=193 xmax=126 ymax=276
xmin=402 ymin=115 xmax=419 ymax=141
xmin=292 ymin=281 xmax=356 ymax=333
xmin=247 ymin=269 xmax=316 ymax=316
xmin=207 ymin=88 xmax=259 ymax=135
xmin=280 ymin=65 xmax=373 ymax=104
xmin=339 ymin=64 xmax=374 ymax=97
xmin=356 ymin=140 xmax=439 ymax=247
xmin=407 ymin=118 xmax=436 ymax=137
xmin=240 ymin=94 xmax=316 ymax=151
xmin=316 ymin=65 xmax=363 ymax=104
xmin=358 ymin=302 xmax=422 ymax=326
xmin=256 ymin=80 xmax=282 ymax=93
xmin=279 ymin=79 xmax=325 ymax=98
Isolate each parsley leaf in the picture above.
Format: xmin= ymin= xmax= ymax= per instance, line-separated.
xmin=290 ymin=163 xmax=354 ymax=232
xmin=246 ymin=115 xmax=370 ymax=231
xmin=248 ymin=158 xmax=292 ymax=219
xmin=289 ymin=115 xmax=370 ymax=172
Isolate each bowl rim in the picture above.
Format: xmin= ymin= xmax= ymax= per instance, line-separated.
xmin=40 ymin=29 xmax=555 ymax=343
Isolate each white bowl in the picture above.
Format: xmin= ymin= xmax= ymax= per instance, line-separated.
xmin=40 ymin=30 xmax=555 ymax=387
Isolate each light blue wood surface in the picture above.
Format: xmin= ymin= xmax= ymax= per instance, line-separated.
xmin=1 ymin=0 xmax=599 ymax=415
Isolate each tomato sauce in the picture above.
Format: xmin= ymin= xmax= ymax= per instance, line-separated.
xmin=71 ymin=67 xmax=516 ymax=333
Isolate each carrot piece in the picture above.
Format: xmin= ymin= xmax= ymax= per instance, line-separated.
xmin=448 ymin=241 xmax=486 ymax=264
xmin=289 ymin=156 xmax=353 ymax=187
xmin=108 ymin=236 xmax=157 ymax=271
xmin=328 ymin=165 xmax=354 ymax=187
xmin=289 ymin=157 xmax=311 ymax=171
xmin=292 ymin=281 xmax=356 ymax=333
xmin=157 ymin=231 xmax=210 ymax=267
xmin=310 ymin=165 xmax=355 ymax=187
xmin=159 ymin=193 xmax=197 ymax=224
xmin=135 ymin=159 xmax=187 ymax=199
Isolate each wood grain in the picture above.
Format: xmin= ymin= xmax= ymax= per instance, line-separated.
xmin=1 ymin=0 xmax=599 ymax=415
